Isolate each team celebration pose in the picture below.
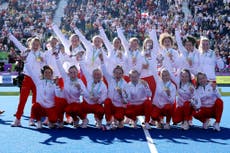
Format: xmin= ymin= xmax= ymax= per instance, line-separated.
xmin=7 ymin=14 xmax=224 ymax=132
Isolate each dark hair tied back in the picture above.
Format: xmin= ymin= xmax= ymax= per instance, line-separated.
xmin=41 ymin=65 xmax=53 ymax=75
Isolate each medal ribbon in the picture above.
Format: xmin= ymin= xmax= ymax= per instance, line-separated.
xmin=92 ymin=48 xmax=100 ymax=64
xmin=91 ymin=81 xmax=102 ymax=96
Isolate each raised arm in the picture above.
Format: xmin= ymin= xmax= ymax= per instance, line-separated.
xmin=163 ymin=56 xmax=180 ymax=85
xmin=79 ymin=61 xmax=92 ymax=82
xmin=175 ymin=28 xmax=187 ymax=57
xmin=150 ymin=54 xmax=163 ymax=92
xmin=99 ymin=54 xmax=112 ymax=82
xmin=8 ymin=33 xmax=27 ymax=53
xmin=116 ymin=27 xmax=129 ymax=55
xmin=56 ymin=57 xmax=68 ymax=79
xmin=73 ymin=27 xmax=92 ymax=52
xmin=98 ymin=26 xmax=113 ymax=57
xmin=51 ymin=23 xmax=71 ymax=55
xmin=149 ymin=28 xmax=160 ymax=52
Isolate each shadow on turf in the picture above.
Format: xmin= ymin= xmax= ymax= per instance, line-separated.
xmin=0 ymin=117 xmax=12 ymax=126
xmin=148 ymin=125 xmax=230 ymax=145
xmin=20 ymin=124 xmax=146 ymax=145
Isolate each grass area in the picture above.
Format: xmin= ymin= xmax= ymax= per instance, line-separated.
xmin=0 ymin=92 xmax=20 ymax=96
xmin=218 ymin=88 xmax=230 ymax=96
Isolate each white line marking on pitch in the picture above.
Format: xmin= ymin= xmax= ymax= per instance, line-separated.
xmin=138 ymin=116 xmax=158 ymax=153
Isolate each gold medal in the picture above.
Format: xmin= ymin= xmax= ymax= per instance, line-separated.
xmin=36 ymin=57 xmax=41 ymax=62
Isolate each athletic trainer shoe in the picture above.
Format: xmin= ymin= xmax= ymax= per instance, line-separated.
xmin=37 ymin=121 xmax=42 ymax=129
xmin=203 ymin=119 xmax=210 ymax=130
xmin=29 ymin=119 xmax=36 ymax=126
xmin=73 ymin=118 xmax=80 ymax=128
xmin=105 ymin=123 xmax=112 ymax=130
xmin=213 ymin=122 xmax=221 ymax=132
xmin=149 ymin=120 xmax=156 ymax=126
xmin=48 ymin=122 xmax=55 ymax=129
xmin=156 ymin=121 xmax=163 ymax=129
xmin=95 ymin=120 xmax=102 ymax=129
xmin=164 ymin=123 xmax=170 ymax=130
xmin=144 ymin=123 xmax=151 ymax=130
xmin=57 ymin=121 xmax=64 ymax=128
xmin=11 ymin=118 xmax=21 ymax=127
xmin=182 ymin=121 xmax=189 ymax=130
xmin=123 ymin=117 xmax=132 ymax=125
xmin=131 ymin=120 xmax=138 ymax=129
xmin=81 ymin=118 xmax=89 ymax=128
xmin=42 ymin=117 xmax=49 ymax=126
xmin=117 ymin=121 xmax=124 ymax=128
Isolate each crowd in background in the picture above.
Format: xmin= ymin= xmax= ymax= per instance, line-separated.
xmin=61 ymin=0 xmax=184 ymax=41
xmin=187 ymin=0 xmax=229 ymax=72
xmin=0 ymin=0 xmax=229 ymax=73
xmin=0 ymin=0 xmax=59 ymax=71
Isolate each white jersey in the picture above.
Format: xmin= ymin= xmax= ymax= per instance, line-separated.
xmin=196 ymin=83 xmax=221 ymax=108
xmin=62 ymin=77 xmax=87 ymax=104
xmin=116 ymin=27 xmax=143 ymax=74
xmin=74 ymin=27 xmax=107 ymax=74
xmin=101 ymin=63 xmax=127 ymax=107
xmin=153 ymin=80 xmax=176 ymax=108
xmin=123 ymin=80 xmax=152 ymax=105
xmin=44 ymin=49 xmax=61 ymax=77
xmin=177 ymin=83 xmax=195 ymax=107
xmin=80 ymin=61 xmax=107 ymax=105
xmin=140 ymin=51 xmax=157 ymax=78
xmin=148 ymin=28 xmax=182 ymax=73
xmin=56 ymin=59 xmax=88 ymax=104
xmin=99 ymin=27 xmax=126 ymax=75
xmin=175 ymin=30 xmax=200 ymax=75
xmin=23 ymin=50 xmax=45 ymax=77
xmin=199 ymin=50 xmax=216 ymax=80
xmin=25 ymin=63 xmax=59 ymax=108
xmin=124 ymin=50 xmax=143 ymax=74
xmin=52 ymin=23 xmax=85 ymax=67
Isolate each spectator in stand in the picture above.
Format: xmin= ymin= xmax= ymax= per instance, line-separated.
xmin=187 ymin=0 xmax=229 ymax=71
xmin=2 ymin=0 xmax=228 ymax=72
xmin=1 ymin=0 xmax=59 ymax=54
xmin=8 ymin=47 xmax=18 ymax=64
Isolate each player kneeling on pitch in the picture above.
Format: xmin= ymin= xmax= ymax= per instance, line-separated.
xmin=123 ymin=70 xmax=152 ymax=129
xmin=193 ymin=72 xmax=223 ymax=131
xmin=26 ymin=65 xmax=59 ymax=129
